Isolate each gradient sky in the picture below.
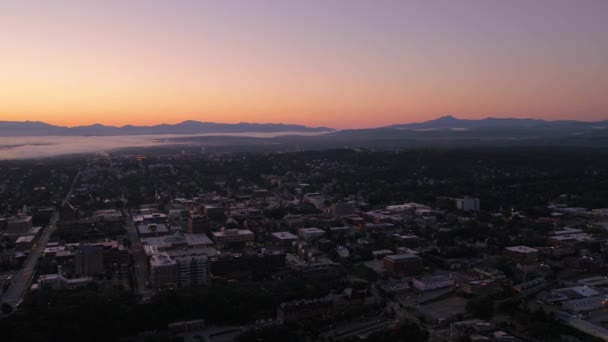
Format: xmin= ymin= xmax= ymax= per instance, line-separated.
xmin=1 ymin=0 xmax=607 ymax=129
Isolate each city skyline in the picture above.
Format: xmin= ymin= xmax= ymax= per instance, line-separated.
xmin=1 ymin=0 xmax=607 ymax=129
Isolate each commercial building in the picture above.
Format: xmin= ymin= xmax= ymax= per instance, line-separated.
xmin=380 ymin=280 xmax=410 ymax=294
xmin=460 ymin=279 xmax=504 ymax=296
xmin=149 ymin=252 xmax=179 ymax=289
xmin=548 ymin=233 xmax=594 ymax=247
xmin=413 ymin=275 xmax=455 ymax=291
xmin=563 ymin=295 xmax=608 ymax=312
xmin=141 ymin=233 xmax=214 ymax=251
xmin=73 ymin=240 xmax=129 ymax=279
xmin=142 ymin=213 xmax=168 ymax=224
xmin=15 ymin=235 xmax=37 ymax=251
xmin=504 ymin=246 xmax=539 ymax=262
xmin=203 ymin=205 xmax=225 ymax=220
xmin=174 ymin=255 xmax=209 ymax=287
xmin=6 ymin=214 xmax=33 ymax=235
xmin=92 ymin=210 xmax=122 ymax=222
xmin=271 ymin=231 xmax=299 ymax=246
xmin=513 ymin=278 xmax=548 ymax=296
xmin=211 ymin=228 xmax=254 ymax=249
xmin=35 ymin=266 xmax=92 ymax=290
xmin=188 ymin=213 xmax=211 ymax=234
xmin=298 ymin=227 xmax=325 ymax=242
xmin=372 ymin=249 xmax=394 ymax=259
xmin=364 ymin=223 xmax=395 ymax=232
xmin=74 ymin=245 xmax=105 ymax=275
xmin=137 ymin=223 xmax=170 ymax=237
xmin=383 ymin=253 xmax=423 ymax=275
xmin=386 ymin=202 xmax=430 ymax=213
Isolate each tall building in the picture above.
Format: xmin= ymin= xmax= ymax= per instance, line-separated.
xmin=174 ymin=255 xmax=209 ymax=287
xmin=298 ymin=227 xmax=325 ymax=242
xmin=149 ymin=253 xmax=178 ymax=289
xmin=75 ymin=245 xmax=105 ymax=275
xmin=203 ymin=205 xmax=225 ymax=221
xmin=383 ymin=253 xmax=423 ymax=275
xmin=148 ymin=252 xmax=209 ymax=288
xmin=6 ymin=214 xmax=33 ymax=234
xmin=189 ymin=213 xmax=210 ymax=234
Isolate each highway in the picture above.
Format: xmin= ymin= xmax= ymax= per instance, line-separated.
xmin=1 ymin=170 xmax=80 ymax=309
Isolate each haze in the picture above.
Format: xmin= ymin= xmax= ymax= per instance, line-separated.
xmin=0 ymin=132 xmax=322 ymax=160
xmin=1 ymin=0 xmax=607 ymax=129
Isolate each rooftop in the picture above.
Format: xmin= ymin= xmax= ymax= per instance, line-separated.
xmin=298 ymin=227 xmax=325 ymax=235
xmin=271 ymin=231 xmax=298 ymax=240
xmin=141 ymin=233 xmax=213 ymax=249
xmin=385 ymin=253 xmax=420 ymax=261
xmin=505 ymin=246 xmax=538 ymax=254
xmin=415 ymin=274 xmax=454 ymax=282
xmin=150 ymin=252 xmax=177 ymax=267
xmin=212 ymin=229 xmax=254 ymax=237
xmin=137 ymin=223 xmax=169 ymax=235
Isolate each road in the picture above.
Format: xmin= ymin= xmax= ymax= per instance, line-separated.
xmin=124 ymin=213 xmax=153 ymax=301
xmin=1 ymin=170 xmax=80 ymax=309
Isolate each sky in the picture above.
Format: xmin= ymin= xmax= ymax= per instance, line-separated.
xmin=1 ymin=0 xmax=607 ymax=129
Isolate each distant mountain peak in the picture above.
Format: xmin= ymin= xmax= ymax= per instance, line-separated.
xmin=434 ymin=115 xmax=459 ymax=121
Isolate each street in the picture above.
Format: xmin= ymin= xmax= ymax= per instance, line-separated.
xmin=1 ymin=170 xmax=80 ymax=309
xmin=124 ymin=213 xmax=153 ymax=301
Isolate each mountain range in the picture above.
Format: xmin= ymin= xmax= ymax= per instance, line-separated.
xmin=1 ymin=116 xmax=607 ymax=142
xmin=385 ymin=115 xmax=608 ymax=131
xmin=0 ymin=120 xmax=334 ymax=136
xmin=326 ymin=115 xmax=608 ymax=141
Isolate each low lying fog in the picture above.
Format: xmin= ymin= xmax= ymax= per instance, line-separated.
xmin=0 ymin=132 xmax=326 ymax=160
xmin=0 ymin=135 xmax=178 ymax=160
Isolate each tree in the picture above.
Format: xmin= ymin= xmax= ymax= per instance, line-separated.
xmin=466 ymin=295 xmax=494 ymax=319
xmin=1 ymin=302 xmax=13 ymax=315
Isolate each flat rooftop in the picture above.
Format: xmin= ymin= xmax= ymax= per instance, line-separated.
xmin=212 ymin=229 xmax=254 ymax=237
xmin=141 ymin=233 xmax=213 ymax=249
xmin=385 ymin=253 xmax=420 ymax=261
xmin=137 ymin=223 xmax=169 ymax=235
xmin=150 ymin=253 xmax=176 ymax=267
xmin=16 ymin=235 xmax=36 ymax=243
xmin=271 ymin=231 xmax=298 ymax=240
xmin=299 ymin=227 xmax=325 ymax=233
xmin=505 ymin=246 xmax=538 ymax=254
xmin=415 ymin=274 xmax=454 ymax=282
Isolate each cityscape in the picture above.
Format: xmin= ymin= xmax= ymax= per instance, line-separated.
xmin=1 ymin=145 xmax=608 ymax=341
xmin=1 ymin=1 xmax=608 ymax=341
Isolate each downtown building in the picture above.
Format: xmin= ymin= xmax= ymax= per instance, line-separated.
xmin=149 ymin=252 xmax=209 ymax=289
